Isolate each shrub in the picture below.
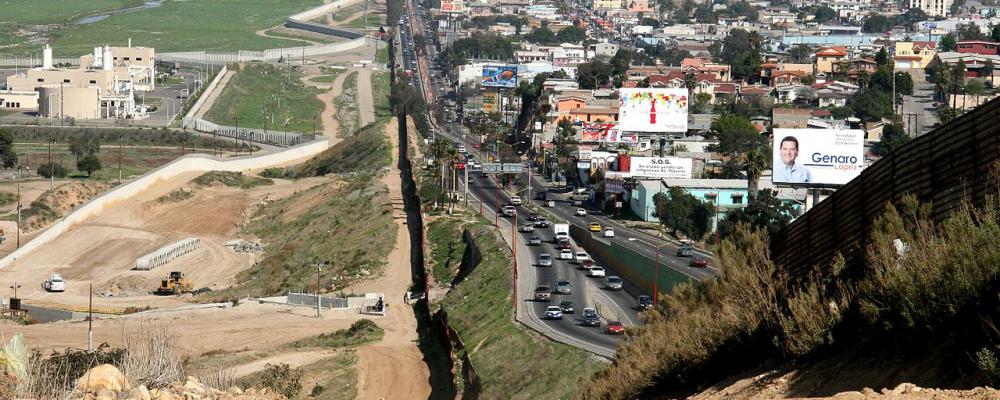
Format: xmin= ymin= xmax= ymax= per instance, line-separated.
xmin=37 ymin=162 xmax=68 ymax=178
xmin=250 ymin=363 xmax=302 ymax=398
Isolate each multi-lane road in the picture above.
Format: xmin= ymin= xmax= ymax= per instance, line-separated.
xmin=397 ymin=1 xmax=717 ymax=357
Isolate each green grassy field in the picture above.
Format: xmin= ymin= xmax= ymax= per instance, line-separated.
xmin=205 ymin=63 xmax=324 ymax=133
xmin=1 ymin=0 xmax=325 ymax=57
xmin=329 ymin=3 xmax=366 ymax=22
xmin=0 ymin=0 xmax=143 ymax=24
xmin=430 ymin=216 xmax=605 ymax=399
xmin=13 ymin=143 xmax=189 ymax=181
xmin=372 ymin=71 xmax=392 ymax=123
xmin=263 ymin=27 xmax=339 ymax=44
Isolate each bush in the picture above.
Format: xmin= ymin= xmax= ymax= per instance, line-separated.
xmin=250 ymin=363 xmax=301 ymax=398
xmin=77 ymin=155 xmax=102 ymax=177
xmin=37 ymin=162 xmax=68 ymax=179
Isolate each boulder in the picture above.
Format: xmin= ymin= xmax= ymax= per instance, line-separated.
xmin=128 ymin=385 xmax=152 ymax=400
xmin=76 ymin=364 xmax=130 ymax=392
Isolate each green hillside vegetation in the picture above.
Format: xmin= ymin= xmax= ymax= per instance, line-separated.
xmin=193 ymin=171 xmax=273 ymax=189
xmin=205 ymin=63 xmax=324 ymax=134
xmin=430 ymin=216 xmax=604 ymax=399
xmin=286 ymin=319 xmax=384 ymax=349
xmin=1 ymin=0 xmax=143 ymax=24
xmin=3 ymin=0 xmax=324 ymax=56
xmin=584 ymin=193 xmax=1000 ymax=398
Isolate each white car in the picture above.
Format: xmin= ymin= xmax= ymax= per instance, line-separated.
xmin=42 ymin=274 xmax=66 ymax=292
xmin=537 ymin=253 xmax=553 ymax=267
xmin=574 ymin=251 xmax=590 ymax=264
xmin=575 ymin=208 xmax=587 ymax=216
xmin=544 ymin=305 xmax=563 ymax=320
xmin=588 ymin=266 xmax=607 ymax=278
xmin=518 ymin=224 xmax=535 ymax=233
xmin=510 ymin=196 xmax=522 ymax=206
xmin=603 ymin=227 xmax=615 ymax=238
xmin=559 ymin=249 xmax=574 ymax=260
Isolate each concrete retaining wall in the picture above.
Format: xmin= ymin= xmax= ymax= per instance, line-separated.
xmin=0 ymin=139 xmax=331 ymax=270
xmin=570 ymin=224 xmax=695 ymax=296
xmin=285 ymin=19 xmax=364 ymax=40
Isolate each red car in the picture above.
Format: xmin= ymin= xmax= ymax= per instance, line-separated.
xmin=690 ymin=257 xmax=709 ymax=268
xmin=606 ymin=321 xmax=625 ymax=335
xmin=473 ymin=143 xmax=482 ymax=149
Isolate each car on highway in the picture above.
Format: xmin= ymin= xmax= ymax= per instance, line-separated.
xmin=579 ymin=259 xmax=595 ymax=270
xmin=534 ymin=218 xmax=550 ymax=228
xmin=588 ymin=266 xmax=606 ymax=278
xmin=575 ymin=208 xmax=587 ymax=216
xmin=546 ymin=200 xmax=556 ymax=207
xmin=574 ymin=251 xmax=590 ymax=264
xmin=42 ymin=273 xmax=66 ymax=292
xmin=606 ymin=321 xmax=625 ymax=335
xmin=536 ymin=253 xmax=553 ymax=267
xmin=559 ymin=300 xmax=575 ymax=314
xmin=473 ymin=143 xmax=482 ymax=149
xmin=534 ymin=285 xmax=552 ymax=301
xmin=510 ymin=196 xmax=522 ymax=206
xmin=526 ymin=212 xmax=539 ymax=221
xmin=581 ymin=308 xmax=601 ymax=327
xmin=574 ymin=186 xmax=588 ymax=195
xmin=555 ymin=279 xmax=572 ymax=294
xmin=519 ymin=224 xmax=535 ymax=233
xmin=603 ymin=227 xmax=615 ymax=238
xmin=588 ymin=222 xmax=601 ymax=232
xmin=636 ymin=295 xmax=653 ymax=310
xmin=458 ymin=145 xmax=466 ymax=153
xmin=557 ymin=238 xmax=572 ymax=250
xmin=558 ymin=249 xmax=574 ymax=260
xmin=690 ymin=257 xmax=709 ymax=268
xmin=528 ymin=235 xmax=542 ymax=245
xmin=572 ymin=199 xmax=583 ymax=206
xmin=544 ymin=305 xmax=563 ymax=320
xmin=605 ymin=276 xmax=623 ymax=291
xmin=502 ymin=205 xmax=516 ymax=217
xmin=676 ymin=246 xmax=694 ymax=257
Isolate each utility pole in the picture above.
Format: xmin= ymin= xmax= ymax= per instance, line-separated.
xmin=314 ymin=261 xmax=328 ymax=318
xmin=464 ymin=165 xmax=469 ymax=209
xmin=118 ymin=136 xmax=123 ymax=183
xmin=16 ymin=171 xmax=21 ymax=249
xmin=47 ymin=136 xmax=53 ymax=190
xmin=511 ymin=210 xmax=517 ymax=313
xmin=88 ymin=283 xmax=93 ymax=352
xmin=235 ymin=115 xmax=240 ymax=157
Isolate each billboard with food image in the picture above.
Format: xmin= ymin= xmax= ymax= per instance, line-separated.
xmin=481 ymin=64 xmax=517 ymax=88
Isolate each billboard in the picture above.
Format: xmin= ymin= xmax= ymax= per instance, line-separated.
xmin=580 ymin=122 xmax=638 ymax=143
xmin=482 ymin=92 xmax=500 ymax=113
xmin=617 ymin=88 xmax=689 ymax=133
xmin=481 ymin=65 xmax=517 ymax=88
xmin=441 ymin=0 xmax=465 ymax=13
xmin=629 ymin=157 xmax=693 ymax=179
xmin=772 ymin=128 xmax=865 ymax=185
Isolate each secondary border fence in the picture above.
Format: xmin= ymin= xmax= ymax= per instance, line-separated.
xmin=287 ymin=292 xmax=349 ymax=309
xmin=771 ymin=97 xmax=1000 ymax=277
xmin=182 ymin=117 xmax=304 ymax=147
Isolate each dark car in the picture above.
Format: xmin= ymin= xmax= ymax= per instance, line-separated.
xmin=536 ymin=191 xmax=547 ymax=200
xmin=690 ymin=257 xmax=709 ymax=268
xmin=559 ymin=300 xmax=575 ymax=314
xmin=580 ymin=307 xmax=600 ymax=327
xmin=526 ymin=213 xmax=540 ymax=221
xmin=578 ymin=259 xmax=595 ymax=270
xmin=636 ymin=295 xmax=653 ymax=311
xmin=534 ymin=217 xmax=550 ymax=228
xmin=528 ymin=235 xmax=542 ymax=245
xmin=676 ymin=246 xmax=694 ymax=257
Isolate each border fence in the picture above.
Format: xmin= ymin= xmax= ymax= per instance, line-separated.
xmin=771 ymin=97 xmax=1000 ymax=276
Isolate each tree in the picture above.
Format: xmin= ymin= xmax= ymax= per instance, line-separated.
xmin=875 ymin=48 xmax=889 ymax=66
xmin=992 ymin=24 xmax=1000 ymax=42
xmin=728 ymin=1 xmax=758 ymax=21
xmin=716 ymin=189 xmax=795 ymax=241
xmin=694 ymin=3 xmax=716 ymax=23
xmin=788 ymin=44 xmax=812 ymax=63
xmin=871 ymin=123 xmax=910 ymax=156
xmin=848 ymin=89 xmax=893 ymax=122
xmin=814 ymin=6 xmax=837 ymax=23
xmin=653 ymin=187 xmax=714 ymax=240
xmin=37 ymin=162 xmax=68 ymax=179
xmin=0 ymin=128 xmax=16 ymax=169
xmin=939 ymin=33 xmax=958 ymax=52
xmin=553 ymin=119 xmax=578 ymax=157
xmin=861 ymin=14 xmax=893 ymax=34
xmin=77 ymin=155 xmax=102 ymax=177
xmin=937 ymin=107 xmax=960 ymax=124
xmin=556 ymin=25 xmax=587 ymax=43
xmin=69 ymin=133 xmax=101 ymax=163
xmin=709 ymin=115 xmax=764 ymax=155
xmin=957 ymin=22 xmax=986 ymax=41
xmin=895 ymin=71 xmax=914 ymax=95
xmin=829 ymin=106 xmax=854 ymax=119
xmin=693 ymin=93 xmax=713 ymax=113
xmin=719 ymin=29 xmax=763 ymax=81
xmin=610 ymin=49 xmax=634 ymax=83
xmin=524 ymin=27 xmax=557 ymax=44
xmin=576 ymin=60 xmax=613 ymax=89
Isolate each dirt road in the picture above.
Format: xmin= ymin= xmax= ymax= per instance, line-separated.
xmin=350 ymin=118 xmax=431 ymax=400
xmin=357 ymin=68 xmax=376 ymax=126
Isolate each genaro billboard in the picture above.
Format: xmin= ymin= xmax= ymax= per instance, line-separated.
xmin=772 ymin=128 xmax=865 ymax=185
xmin=629 ymin=157 xmax=693 ymax=179
xmin=481 ymin=64 xmax=517 ymax=88
xmin=617 ymin=88 xmax=688 ymax=133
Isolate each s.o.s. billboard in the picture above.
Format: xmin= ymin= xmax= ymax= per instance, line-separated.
xmin=772 ymin=128 xmax=865 ymax=185
xmin=481 ymin=65 xmax=517 ymax=88
xmin=617 ymin=88 xmax=688 ymax=133
xmin=629 ymin=157 xmax=692 ymax=179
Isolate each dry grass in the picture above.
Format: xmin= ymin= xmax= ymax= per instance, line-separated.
xmin=119 ymin=321 xmax=185 ymax=388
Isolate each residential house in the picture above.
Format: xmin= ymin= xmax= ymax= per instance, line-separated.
xmin=593 ymin=43 xmax=620 ymax=58
xmin=893 ymin=41 xmax=937 ymax=69
xmin=772 ymin=70 xmax=807 ymax=87
xmin=831 ymin=58 xmax=878 ymax=81
xmin=647 ymin=71 xmax=739 ymax=104
xmin=937 ymin=51 xmax=1000 ymax=78
xmin=775 ymin=84 xmax=811 ymax=104
xmin=815 ymin=46 xmax=849 ymax=75
xmin=772 ymin=107 xmax=813 ymax=128
xmin=630 ymin=179 xmax=749 ymax=230
xmin=957 ymin=40 xmax=1000 ymax=55
xmin=627 ymin=0 xmax=653 ymax=12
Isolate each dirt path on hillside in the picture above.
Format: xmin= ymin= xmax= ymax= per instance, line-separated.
xmin=350 ymin=118 xmax=431 ymax=400
xmin=193 ymin=70 xmax=234 ymax=120
xmin=231 ymin=349 xmax=341 ymax=378
xmin=304 ymin=69 xmax=351 ymax=143
xmin=357 ymin=68 xmax=375 ymax=126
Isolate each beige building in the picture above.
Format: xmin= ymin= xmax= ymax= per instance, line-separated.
xmin=815 ymin=46 xmax=848 ymax=75
xmin=2 ymin=43 xmax=155 ymax=119
xmin=893 ymin=41 xmax=937 ymax=69
xmin=0 ymin=91 xmax=37 ymax=110
xmin=592 ymin=0 xmax=622 ymax=10
xmin=910 ymin=0 xmax=953 ymax=17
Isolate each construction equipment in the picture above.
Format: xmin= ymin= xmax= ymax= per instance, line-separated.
xmin=155 ymin=272 xmax=193 ymax=295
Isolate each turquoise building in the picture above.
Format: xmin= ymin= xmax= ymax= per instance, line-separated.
xmin=630 ymin=178 xmax=750 ymax=230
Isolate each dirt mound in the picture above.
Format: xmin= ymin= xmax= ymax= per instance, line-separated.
xmin=97 ymin=275 xmax=153 ymax=297
xmin=22 ymin=181 xmax=111 ymax=232
xmin=193 ymin=171 xmax=273 ymax=190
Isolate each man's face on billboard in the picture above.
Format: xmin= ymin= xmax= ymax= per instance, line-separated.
xmin=780 ymin=140 xmax=798 ymax=166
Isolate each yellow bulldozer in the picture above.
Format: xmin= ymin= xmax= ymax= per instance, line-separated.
xmin=155 ymin=271 xmax=194 ymax=295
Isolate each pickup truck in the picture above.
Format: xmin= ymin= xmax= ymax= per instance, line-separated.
xmin=502 ymin=205 xmax=516 ymax=217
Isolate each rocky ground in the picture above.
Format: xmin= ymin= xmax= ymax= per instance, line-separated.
xmin=73 ymin=364 xmax=285 ymax=400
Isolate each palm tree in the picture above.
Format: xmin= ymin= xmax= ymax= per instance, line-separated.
xmin=745 ymin=146 xmax=768 ymax=200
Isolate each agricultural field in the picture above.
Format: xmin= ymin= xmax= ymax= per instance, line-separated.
xmin=0 ymin=0 xmax=324 ymax=57
xmin=13 ymin=143 xmax=189 ymax=182
xmin=205 ymin=63 xmax=324 ymax=134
